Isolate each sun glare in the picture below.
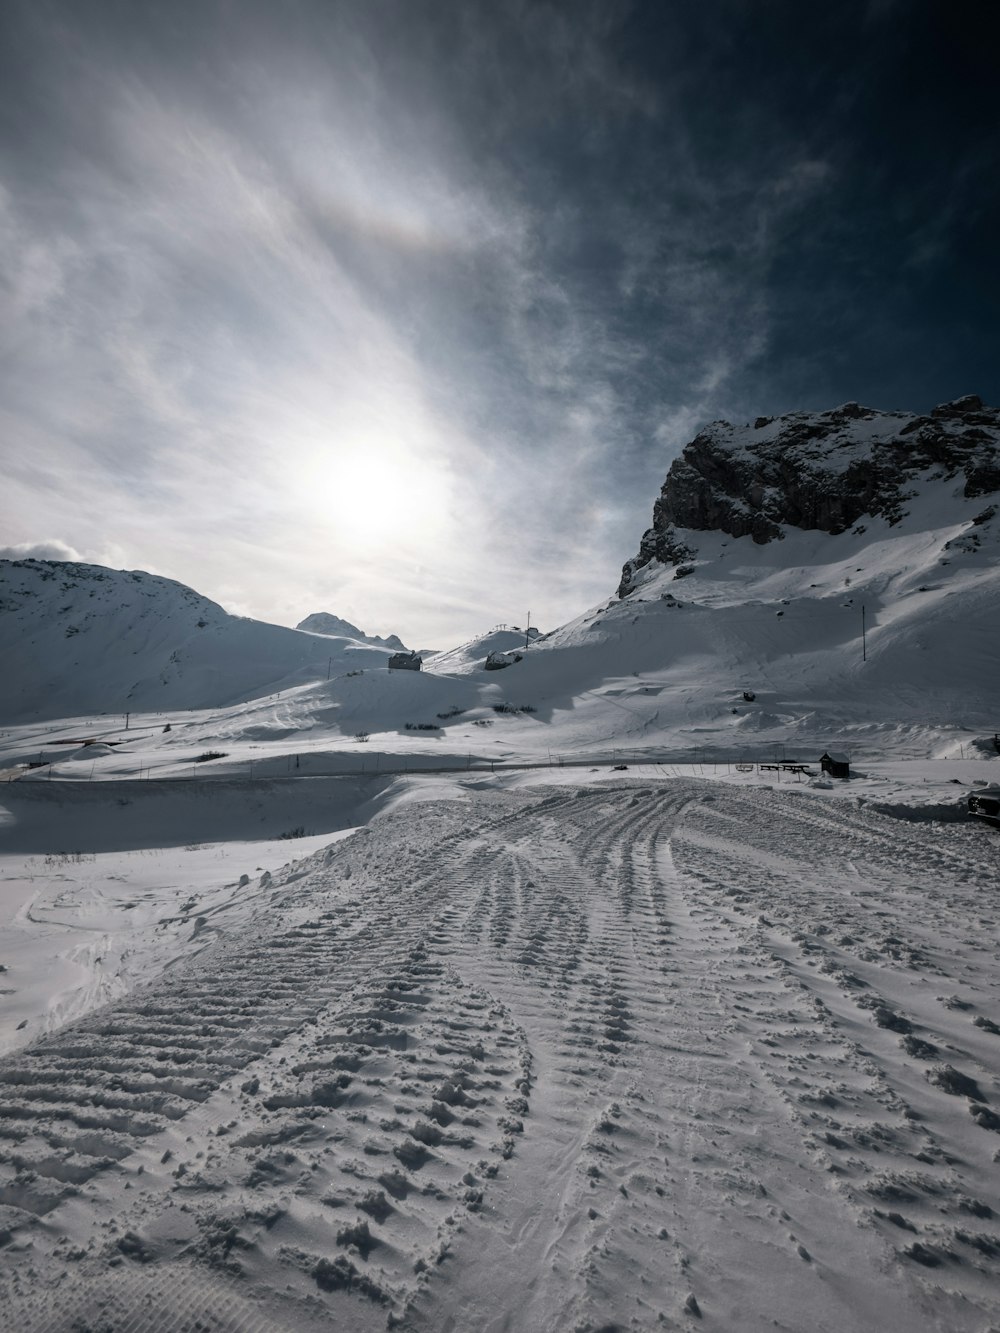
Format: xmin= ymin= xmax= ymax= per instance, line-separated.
xmin=299 ymin=444 xmax=448 ymax=546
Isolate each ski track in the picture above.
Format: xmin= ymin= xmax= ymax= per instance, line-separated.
xmin=0 ymin=782 xmax=998 ymax=1331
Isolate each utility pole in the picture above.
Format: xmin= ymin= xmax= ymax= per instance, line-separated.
xmin=862 ymin=604 xmax=867 ymax=662
xmin=524 ymin=613 xmax=531 ymax=651
xmin=326 ymin=657 xmax=332 ymax=680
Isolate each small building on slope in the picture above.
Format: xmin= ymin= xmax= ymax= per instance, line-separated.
xmin=820 ymin=751 xmax=851 ymax=779
xmin=388 ymin=651 xmax=422 ymax=672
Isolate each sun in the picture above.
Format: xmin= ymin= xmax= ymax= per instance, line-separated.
xmin=300 ymin=442 xmax=449 ymax=545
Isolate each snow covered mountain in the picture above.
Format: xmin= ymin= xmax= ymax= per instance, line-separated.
xmin=0 ymin=561 xmax=396 ymax=722
xmin=503 ymin=394 xmax=1000 ymax=754
xmin=3 ymin=395 xmax=998 ymax=757
xmin=619 ymin=394 xmax=999 ymax=594
xmin=295 ymin=611 xmax=408 ymax=652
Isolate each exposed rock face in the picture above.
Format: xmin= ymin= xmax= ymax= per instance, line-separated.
xmin=619 ymin=396 xmax=1000 ymax=597
xmin=296 ymin=612 xmax=407 ymax=652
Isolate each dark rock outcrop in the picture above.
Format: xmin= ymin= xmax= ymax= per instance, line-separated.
xmin=619 ymin=396 xmax=1000 ymax=597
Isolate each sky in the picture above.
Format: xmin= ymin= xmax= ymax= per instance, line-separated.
xmin=2 ymin=0 xmax=998 ymax=647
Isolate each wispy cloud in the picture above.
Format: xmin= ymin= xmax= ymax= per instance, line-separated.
xmin=2 ymin=1 xmax=990 ymax=641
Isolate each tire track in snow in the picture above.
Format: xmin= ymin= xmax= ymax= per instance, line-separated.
xmin=1 ymin=783 xmax=998 ymax=1331
xmin=407 ymin=785 xmax=988 ymax=1332
xmin=0 ymin=799 xmax=535 ymax=1329
xmin=670 ymin=787 xmax=1000 ymax=1330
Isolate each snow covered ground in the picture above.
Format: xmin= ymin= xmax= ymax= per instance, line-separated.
xmin=1 ymin=768 xmax=1000 ymax=1331
xmin=2 ymin=568 xmax=998 ymax=1331
xmin=0 ymin=830 xmax=356 ymax=1056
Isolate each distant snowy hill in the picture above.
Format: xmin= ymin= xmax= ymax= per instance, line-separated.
xmin=425 ymin=626 xmax=540 ymax=673
xmin=295 ymin=612 xmax=408 ymax=652
xmin=0 ymin=562 xmax=395 ymax=722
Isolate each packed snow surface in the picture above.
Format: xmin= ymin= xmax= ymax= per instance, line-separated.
xmin=1 ymin=773 xmax=999 ymax=1331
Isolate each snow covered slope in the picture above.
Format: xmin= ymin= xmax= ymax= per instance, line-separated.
xmin=0 ymin=561 xmax=394 ymax=722
xmin=471 ymin=395 xmax=1000 ymax=756
xmin=425 ymin=626 xmax=540 ymax=674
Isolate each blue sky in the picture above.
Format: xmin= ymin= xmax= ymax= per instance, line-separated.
xmin=2 ymin=0 xmax=997 ymax=645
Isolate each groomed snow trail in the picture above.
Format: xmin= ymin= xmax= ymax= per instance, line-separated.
xmin=0 ymin=781 xmax=998 ymax=1331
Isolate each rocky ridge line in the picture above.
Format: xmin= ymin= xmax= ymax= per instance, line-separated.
xmin=295 ymin=612 xmax=407 ymax=652
xmin=619 ymin=394 xmax=1000 ymax=597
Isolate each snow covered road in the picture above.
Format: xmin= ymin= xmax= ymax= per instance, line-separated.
xmin=1 ymin=780 xmax=999 ymax=1331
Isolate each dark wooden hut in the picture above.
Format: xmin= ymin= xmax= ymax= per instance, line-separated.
xmin=820 ymin=751 xmax=850 ymax=779
xmin=388 ymin=651 xmax=422 ymax=671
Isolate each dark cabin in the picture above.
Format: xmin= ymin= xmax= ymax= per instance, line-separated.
xmin=820 ymin=751 xmax=850 ymax=779
xmin=388 ymin=651 xmax=422 ymax=672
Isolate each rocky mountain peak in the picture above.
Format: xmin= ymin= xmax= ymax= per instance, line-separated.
xmin=296 ymin=611 xmax=407 ymax=652
xmin=618 ymin=396 xmax=1000 ymax=597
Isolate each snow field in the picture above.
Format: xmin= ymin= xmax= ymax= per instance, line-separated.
xmin=0 ymin=829 xmax=356 ymax=1055
xmin=0 ymin=780 xmax=997 ymax=1330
